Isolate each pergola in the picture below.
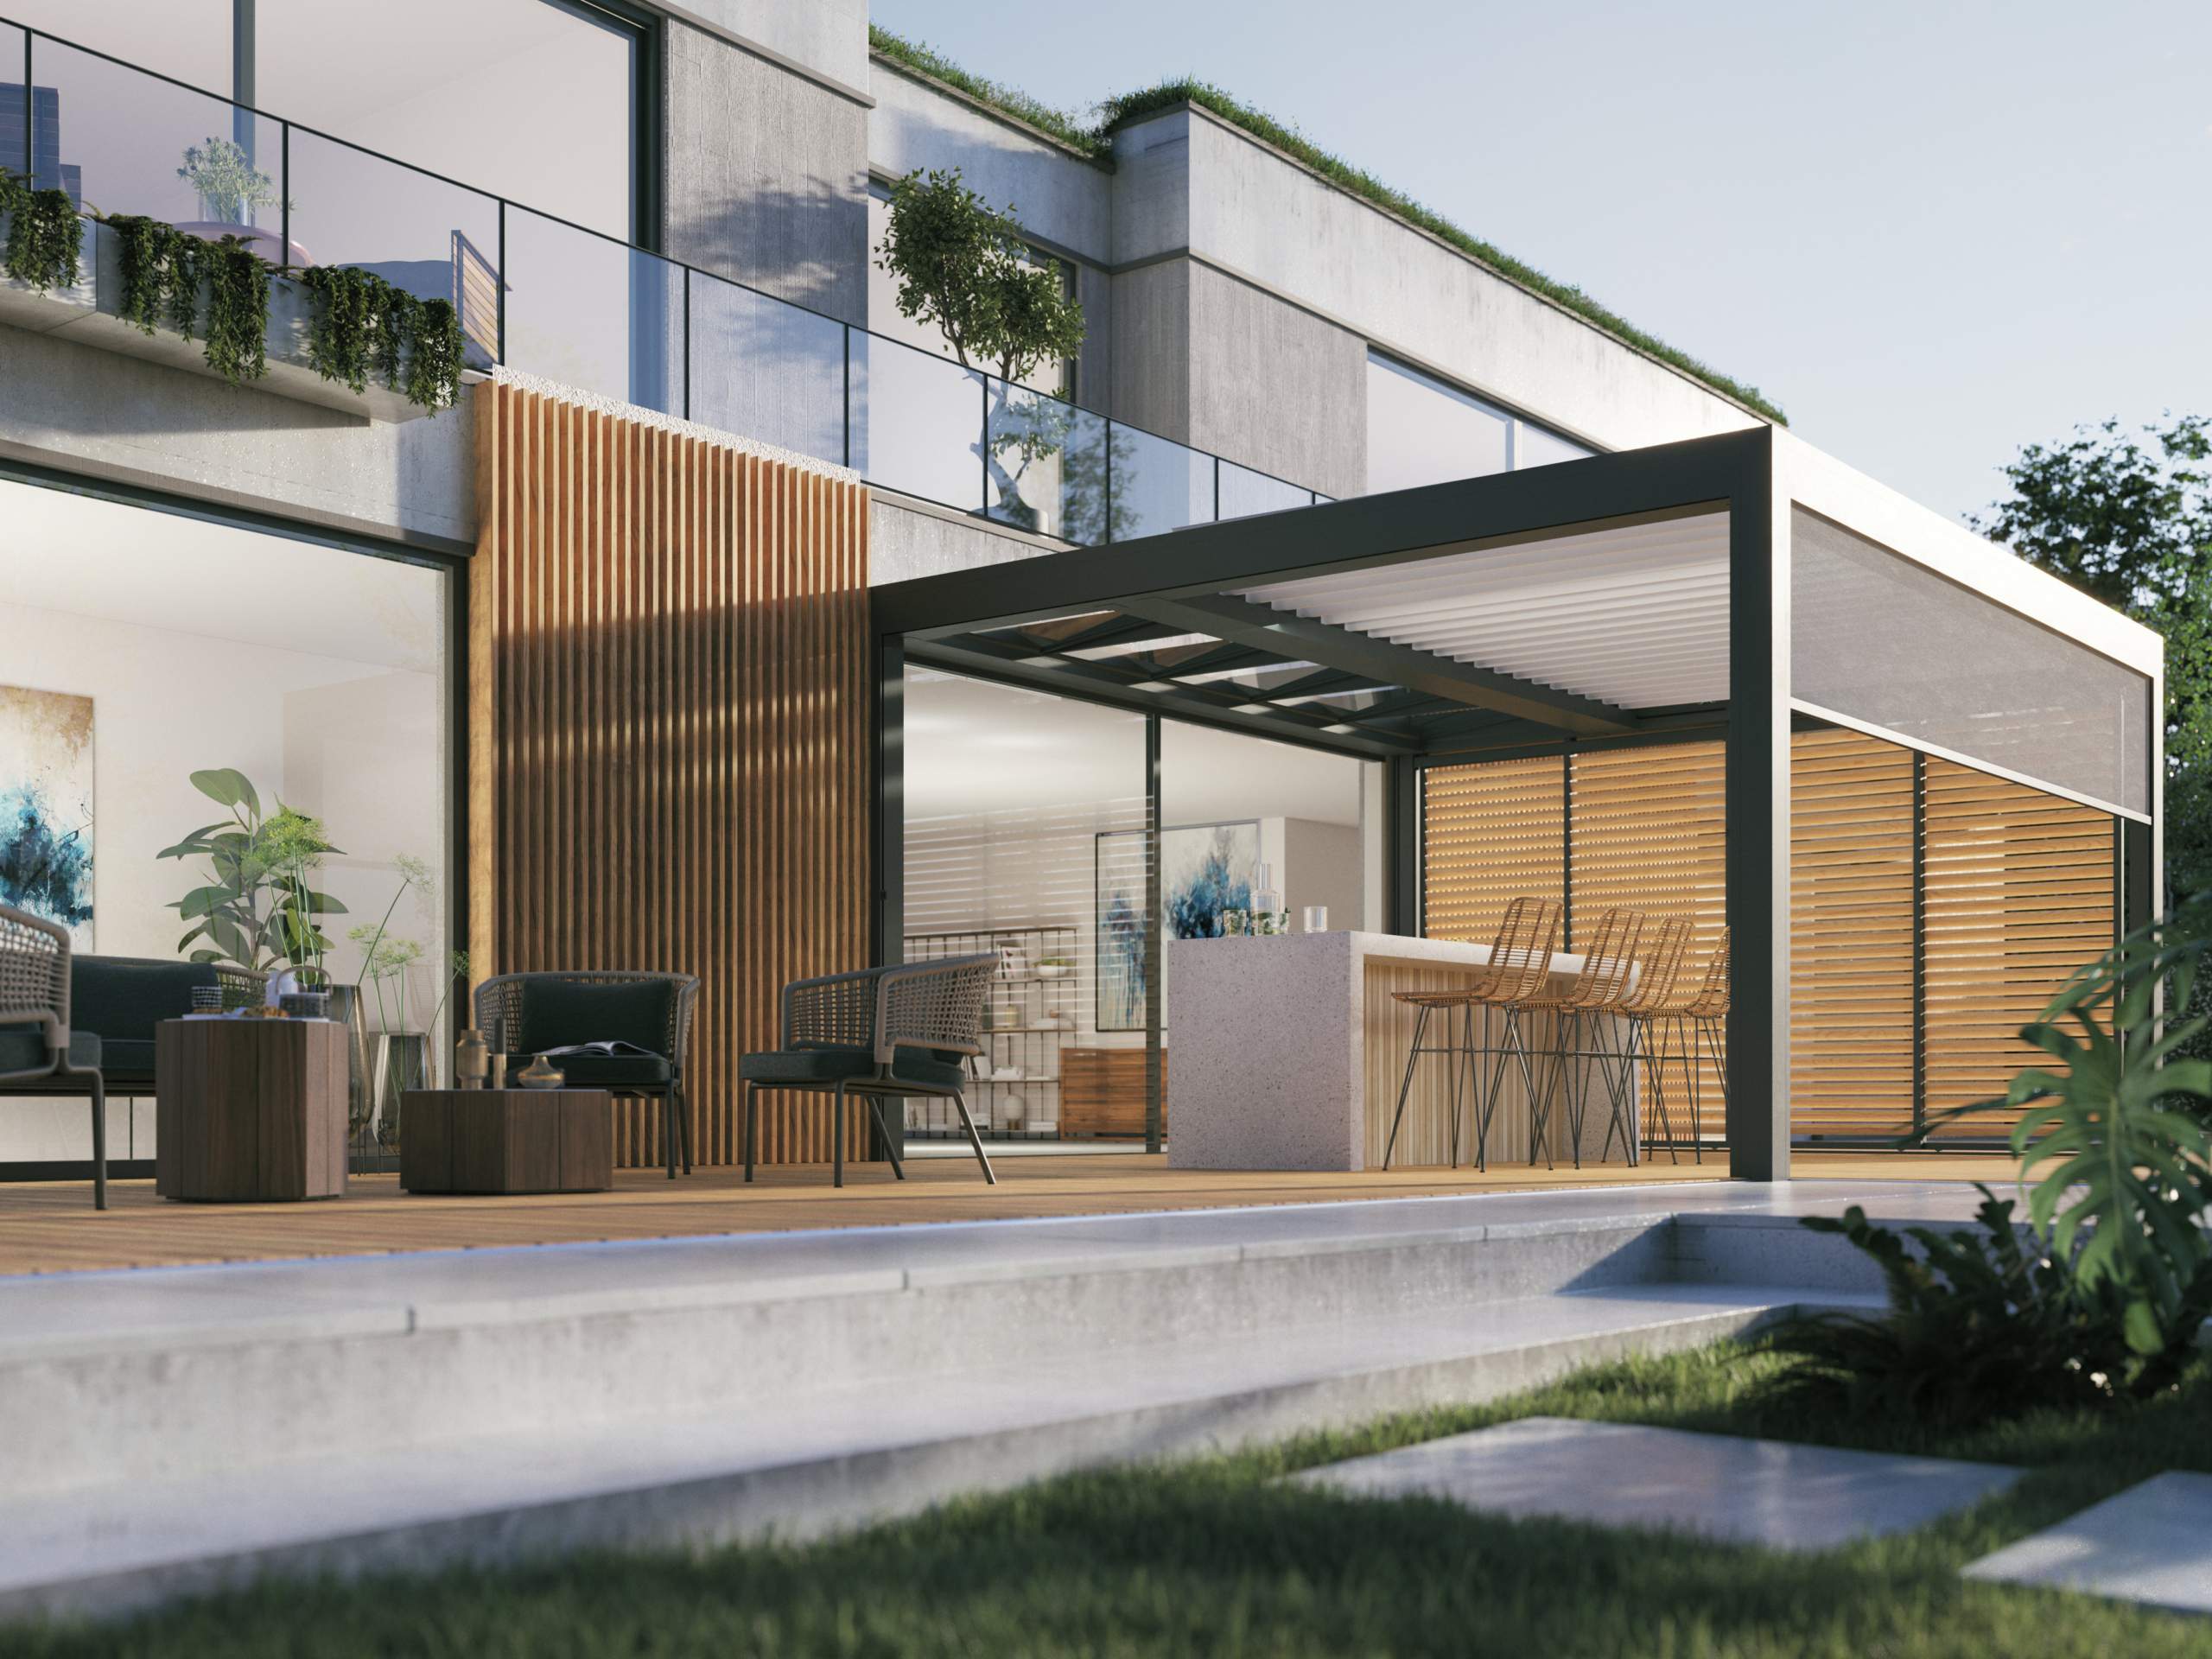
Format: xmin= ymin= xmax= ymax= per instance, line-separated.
xmin=869 ymin=427 xmax=2162 ymax=1179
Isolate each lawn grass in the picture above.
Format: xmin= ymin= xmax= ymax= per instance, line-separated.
xmin=14 ymin=1344 xmax=2212 ymax=1657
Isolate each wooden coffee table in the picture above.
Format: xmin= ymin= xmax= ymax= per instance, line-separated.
xmin=400 ymin=1088 xmax=613 ymax=1194
xmin=156 ymin=1018 xmax=349 ymax=1202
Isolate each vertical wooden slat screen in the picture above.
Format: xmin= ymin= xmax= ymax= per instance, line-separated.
xmin=1788 ymin=728 xmax=1916 ymax=1139
xmin=1421 ymin=756 xmax=1566 ymax=944
xmin=1923 ymin=758 xmax=2115 ymax=1137
xmin=472 ymin=379 xmax=871 ymax=1167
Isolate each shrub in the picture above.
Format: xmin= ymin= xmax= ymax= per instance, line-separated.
xmin=1758 ymin=1187 xmax=2212 ymax=1427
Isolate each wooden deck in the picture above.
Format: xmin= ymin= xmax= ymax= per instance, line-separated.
xmin=0 ymin=1150 xmax=2012 ymax=1277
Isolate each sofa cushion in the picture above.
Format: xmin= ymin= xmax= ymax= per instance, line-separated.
xmin=97 ymin=1039 xmax=156 ymax=1084
xmin=740 ymin=1046 xmax=969 ymax=1091
xmin=72 ymin=957 xmax=220 ymax=1046
xmin=513 ymin=978 xmax=680 ymax=1059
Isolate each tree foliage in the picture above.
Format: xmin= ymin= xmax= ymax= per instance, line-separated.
xmin=874 ymin=168 xmax=1084 ymax=389
xmin=1973 ymin=415 xmax=2212 ymax=779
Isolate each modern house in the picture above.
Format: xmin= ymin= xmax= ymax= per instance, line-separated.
xmin=0 ymin=0 xmax=2160 ymax=1182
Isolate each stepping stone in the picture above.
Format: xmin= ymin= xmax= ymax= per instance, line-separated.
xmin=1294 ymin=1416 xmax=2020 ymax=1551
xmin=1963 ymin=1472 xmax=2212 ymax=1615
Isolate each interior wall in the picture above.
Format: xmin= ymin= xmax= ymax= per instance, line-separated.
xmin=0 ymin=481 xmax=450 ymax=1166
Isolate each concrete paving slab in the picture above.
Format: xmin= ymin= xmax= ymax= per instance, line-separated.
xmin=1294 ymin=1416 xmax=2019 ymax=1550
xmin=1963 ymin=1472 xmax=2212 ymax=1615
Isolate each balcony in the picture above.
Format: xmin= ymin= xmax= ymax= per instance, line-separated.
xmin=0 ymin=16 xmax=1322 ymax=540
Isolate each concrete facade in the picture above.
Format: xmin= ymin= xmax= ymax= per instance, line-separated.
xmin=0 ymin=1 xmax=1780 ymax=582
xmin=665 ymin=22 xmax=871 ymax=326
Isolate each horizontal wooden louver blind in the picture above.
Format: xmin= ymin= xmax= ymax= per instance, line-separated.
xmin=1923 ymin=758 xmax=2114 ymax=1138
xmin=1421 ymin=756 xmax=1566 ymax=944
xmin=1568 ymin=742 xmax=1726 ymax=952
xmin=1788 ymin=728 xmax=1916 ymax=1139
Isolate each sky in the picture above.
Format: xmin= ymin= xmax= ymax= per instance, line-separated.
xmin=872 ymin=0 xmax=2210 ymax=525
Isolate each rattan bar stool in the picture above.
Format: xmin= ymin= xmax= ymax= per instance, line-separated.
xmin=1515 ymin=907 xmax=1643 ymax=1170
xmin=1461 ymin=896 xmax=1565 ymax=1172
xmin=1640 ymin=927 xmax=1730 ymax=1163
xmin=1597 ymin=914 xmax=1694 ymax=1166
xmin=1380 ymin=896 xmax=1561 ymax=1172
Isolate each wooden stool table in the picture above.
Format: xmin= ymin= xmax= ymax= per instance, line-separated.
xmin=400 ymin=1089 xmax=613 ymax=1194
xmin=156 ymin=1018 xmax=349 ymax=1202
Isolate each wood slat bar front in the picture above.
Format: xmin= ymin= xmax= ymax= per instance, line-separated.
xmin=472 ymin=382 xmax=871 ymax=1168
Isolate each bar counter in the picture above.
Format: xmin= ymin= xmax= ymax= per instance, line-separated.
xmin=1166 ymin=931 xmax=1635 ymax=1172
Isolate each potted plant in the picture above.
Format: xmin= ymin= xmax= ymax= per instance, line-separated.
xmin=159 ymin=768 xmax=346 ymax=989
xmin=174 ymin=137 xmax=306 ymax=267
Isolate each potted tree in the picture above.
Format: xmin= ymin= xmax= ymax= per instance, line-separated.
xmin=173 ymin=136 xmax=310 ymax=268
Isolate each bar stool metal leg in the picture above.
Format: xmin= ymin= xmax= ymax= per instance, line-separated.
xmin=1382 ymin=1002 xmax=1431 ymax=1171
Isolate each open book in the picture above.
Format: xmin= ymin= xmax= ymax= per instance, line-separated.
xmin=532 ymin=1040 xmax=665 ymax=1060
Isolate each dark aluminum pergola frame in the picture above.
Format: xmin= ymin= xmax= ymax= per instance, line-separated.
xmin=869 ymin=425 xmax=2157 ymax=1182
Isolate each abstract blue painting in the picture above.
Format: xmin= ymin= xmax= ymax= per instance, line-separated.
xmin=1095 ymin=821 xmax=1258 ymax=1033
xmin=0 ymin=687 xmax=93 ymax=946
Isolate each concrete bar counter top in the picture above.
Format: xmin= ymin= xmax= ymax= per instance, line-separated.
xmin=1166 ymin=932 xmax=1634 ymax=1172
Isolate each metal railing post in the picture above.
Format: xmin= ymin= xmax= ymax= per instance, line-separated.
xmin=495 ymin=200 xmax=506 ymax=366
xmin=681 ymin=265 xmax=691 ymax=422
xmin=979 ymin=374 xmax=990 ymax=518
xmin=1103 ymin=419 xmax=1115 ymax=544
xmin=1213 ymin=454 xmax=1221 ymax=523
xmin=278 ymin=123 xmax=289 ymax=268
xmin=22 ymin=31 xmax=33 ymax=188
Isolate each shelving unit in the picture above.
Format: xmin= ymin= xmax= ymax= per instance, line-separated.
xmin=903 ymin=925 xmax=1078 ymax=1141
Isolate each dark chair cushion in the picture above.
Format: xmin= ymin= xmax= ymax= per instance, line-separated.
xmin=513 ymin=978 xmax=680 ymax=1063
xmin=496 ymin=1052 xmax=671 ymax=1089
xmin=96 ymin=1038 xmax=155 ymax=1084
xmin=0 ymin=1026 xmax=99 ymax=1078
xmin=72 ymin=957 xmax=220 ymax=1046
xmin=741 ymin=1046 xmax=969 ymax=1091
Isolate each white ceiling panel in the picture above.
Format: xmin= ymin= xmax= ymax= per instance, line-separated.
xmin=1236 ymin=512 xmax=1731 ymax=711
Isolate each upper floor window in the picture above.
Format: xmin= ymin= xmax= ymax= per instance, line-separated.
xmin=1364 ymin=350 xmax=1593 ymax=496
xmin=6 ymin=0 xmax=655 ymax=245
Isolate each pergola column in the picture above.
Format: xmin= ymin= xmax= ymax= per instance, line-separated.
xmin=1725 ymin=433 xmax=1790 ymax=1179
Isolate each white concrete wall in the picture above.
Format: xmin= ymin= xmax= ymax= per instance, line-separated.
xmin=660 ymin=0 xmax=871 ymax=96
xmin=1116 ymin=105 xmax=1764 ymax=457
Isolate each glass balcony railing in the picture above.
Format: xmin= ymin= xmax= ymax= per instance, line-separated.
xmin=1 ymin=18 xmax=1325 ymax=543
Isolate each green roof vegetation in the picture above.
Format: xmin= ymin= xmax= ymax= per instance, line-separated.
xmin=868 ymin=29 xmax=1787 ymax=425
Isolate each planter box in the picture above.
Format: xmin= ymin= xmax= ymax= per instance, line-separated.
xmin=0 ymin=213 xmax=458 ymax=423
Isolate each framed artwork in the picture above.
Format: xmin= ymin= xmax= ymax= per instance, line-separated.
xmin=1094 ymin=820 xmax=1258 ymax=1033
xmin=0 ymin=686 xmax=94 ymax=947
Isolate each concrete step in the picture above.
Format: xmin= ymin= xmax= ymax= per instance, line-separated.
xmin=4 ymin=1202 xmax=1694 ymax=1499
xmin=0 ymin=1281 xmax=1880 ymax=1622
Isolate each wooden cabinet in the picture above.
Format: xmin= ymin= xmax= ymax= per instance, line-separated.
xmin=1062 ymin=1047 xmax=1168 ymax=1140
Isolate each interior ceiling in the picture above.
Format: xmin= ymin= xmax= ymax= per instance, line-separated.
xmin=1236 ymin=512 xmax=1732 ymax=712
xmin=0 ymin=479 xmax=443 ymax=671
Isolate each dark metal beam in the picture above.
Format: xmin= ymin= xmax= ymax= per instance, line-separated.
xmin=874 ymin=429 xmax=1760 ymax=642
xmin=907 ymin=639 xmax=1419 ymax=759
xmin=1126 ymin=592 xmax=1638 ymax=738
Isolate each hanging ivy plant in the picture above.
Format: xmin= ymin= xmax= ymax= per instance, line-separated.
xmin=0 ymin=168 xmax=85 ymax=293
xmin=105 ymin=215 xmax=265 ymax=385
xmin=299 ymin=264 xmax=466 ymax=415
xmin=105 ymin=209 xmax=462 ymax=414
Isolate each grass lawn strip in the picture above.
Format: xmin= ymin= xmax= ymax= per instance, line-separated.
xmin=15 ymin=1344 xmax=2212 ymax=1657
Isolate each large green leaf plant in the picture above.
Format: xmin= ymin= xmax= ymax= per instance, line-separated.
xmin=158 ymin=768 xmax=347 ymax=981
xmin=1981 ymin=899 xmax=2212 ymax=1355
